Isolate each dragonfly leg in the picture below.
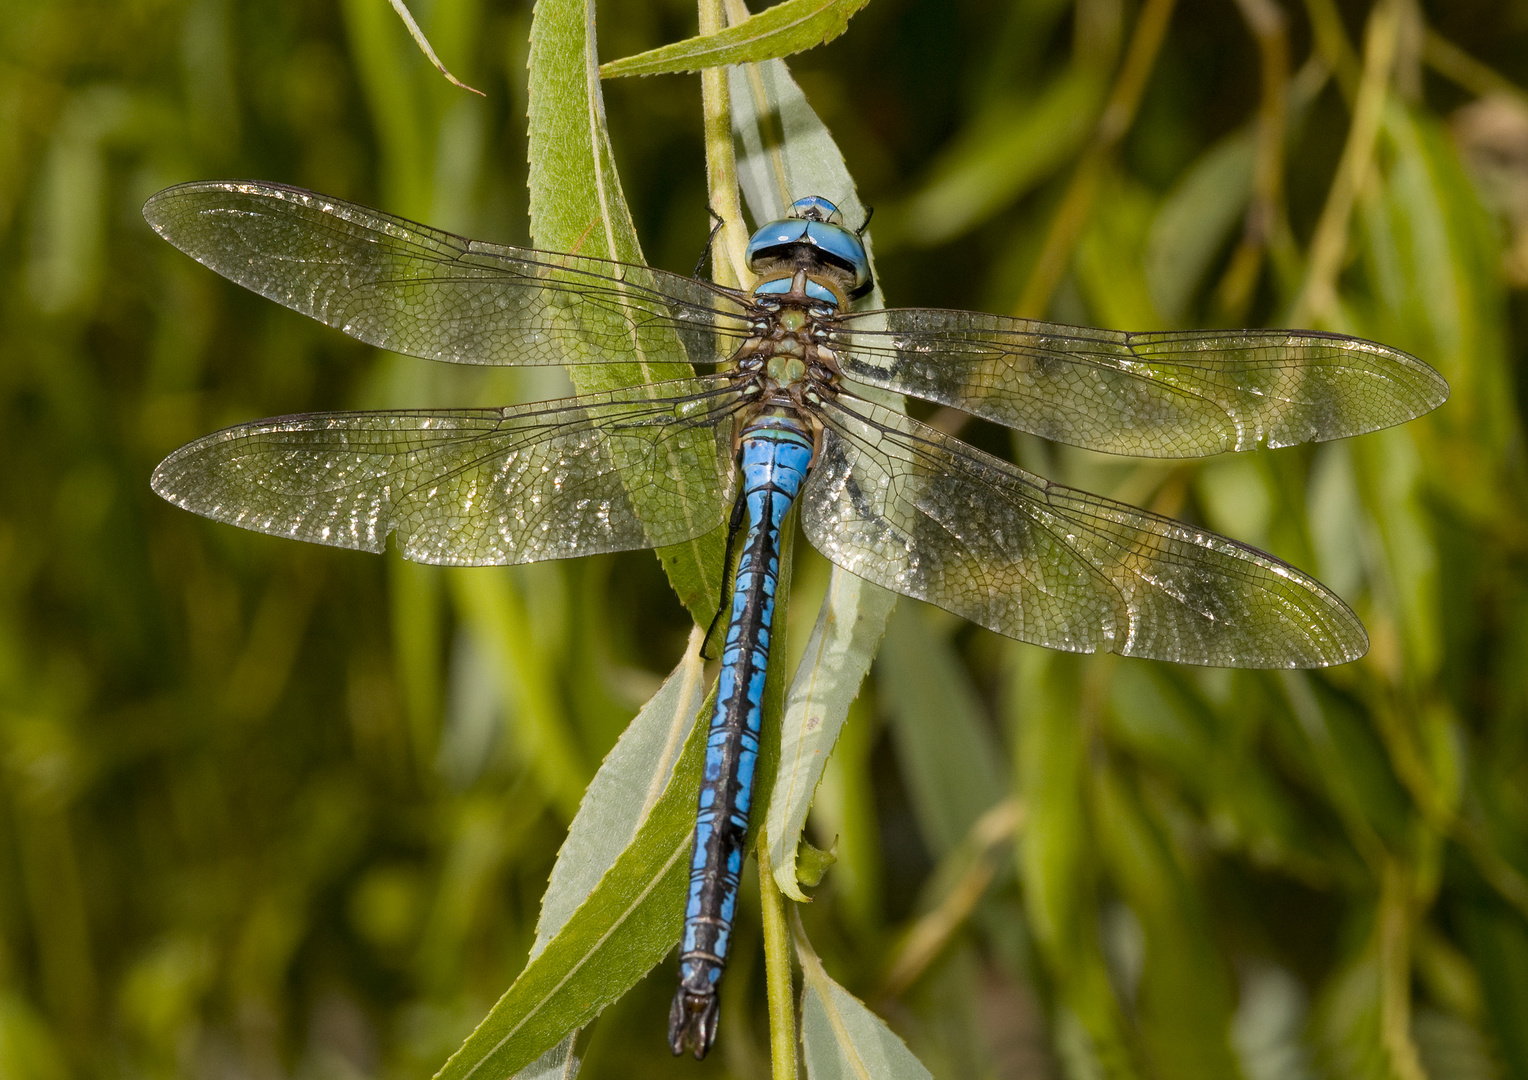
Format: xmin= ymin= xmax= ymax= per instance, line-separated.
xmin=700 ymin=476 xmax=750 ymax=662
xmin=693 ymin=206 xmax=727 ymax=279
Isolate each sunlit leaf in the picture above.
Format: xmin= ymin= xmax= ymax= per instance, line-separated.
xmin=602 ymin=0 xmax=871 ymax=79
xmin=798 ymin=946 xmax=934 ymax=1079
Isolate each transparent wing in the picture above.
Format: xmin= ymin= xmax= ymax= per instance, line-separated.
xmin=801 ymin=395 xmax=1366 ymax=667
xmin=143 ymin=181 xmax=752 ymax=370
xmin=151 ymin=378 xmax=742 ymax=566
xmin=832 ymin=309 xmax=1448 ymax=457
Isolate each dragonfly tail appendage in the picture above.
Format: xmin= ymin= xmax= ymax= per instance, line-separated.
xmin=671 ymin=415 xmax=814 ymax=1058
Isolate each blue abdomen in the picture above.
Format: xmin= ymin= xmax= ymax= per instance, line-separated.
xmin=668 ymin=413 xmax=814 ymax=1057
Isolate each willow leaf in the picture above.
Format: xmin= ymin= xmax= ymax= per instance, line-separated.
xmin=526 ymin=0 xmax=724 ymax=625
xmin=600 ymin=0 xmax=872 ymax=79
xmin=797 ymin=938 xmax=934 ymax=1079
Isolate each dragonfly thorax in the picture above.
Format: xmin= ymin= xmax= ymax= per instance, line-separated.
xmin=732 ymin=269 xmax=844 ymax=409
xmin=766 ymin=353 xmax=807 ymax=386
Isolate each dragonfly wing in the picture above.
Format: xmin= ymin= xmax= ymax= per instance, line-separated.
xmin=802 ymin=396 xmax=1366 ymax=667
xmin=833 ymin=310 xmax=1448 ymax=457
xmin=152 ymin=378 xmax=740 ymax=566
xmin=143 ymin=181 xmax=751 ymax=370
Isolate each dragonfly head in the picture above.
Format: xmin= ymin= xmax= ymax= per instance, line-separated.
xmin=745 ymin=196 xmax=873 ymax=301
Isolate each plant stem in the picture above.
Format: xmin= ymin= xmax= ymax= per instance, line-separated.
xmin=699 ymin=0 xmax=749 ymax=287
xmin=760 ymin=842 xmax=798 ymax=1080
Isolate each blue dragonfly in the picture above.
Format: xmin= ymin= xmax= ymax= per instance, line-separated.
xmin=144 ymin=181 xmax=1447 ymax=1058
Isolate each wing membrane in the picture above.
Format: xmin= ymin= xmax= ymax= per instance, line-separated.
xmin=833 ymin=310 xmax=1448 ymax=457
xmin=802 ymin=395 xmax=1366 ymax=667
xmin=152 ymin=378 xmax=741 ymax=565
xmin=143 ymin=181 xmax=751 ymax=371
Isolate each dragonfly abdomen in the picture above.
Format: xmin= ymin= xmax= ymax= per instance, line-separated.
xmin=669 ymin=413 xmax=814 ymax=1059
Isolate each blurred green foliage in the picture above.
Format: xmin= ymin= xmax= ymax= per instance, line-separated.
xmin=3 ymin=0 xmax=1528 ymax=1077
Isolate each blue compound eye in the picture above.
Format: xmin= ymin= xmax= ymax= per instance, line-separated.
xmin=744 ymin=195 xmax=874 ymax=300
xmin=803 ymin=279 xmax=840 ymax=306
xmin=788 ymin=195 xmax=842 ymax=224
xmin=802 ymin=221 xmax=870 ymax=291
xmin=745 ymin=219 xmax=809 ymax=267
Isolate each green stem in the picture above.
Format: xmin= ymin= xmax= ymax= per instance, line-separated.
xmin=699 ymin=0 xmax=749 ymax=288
xmin=760 ymin=844 xmax=798 ymax=1080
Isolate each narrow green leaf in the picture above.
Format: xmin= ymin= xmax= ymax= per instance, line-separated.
xmin=730 ymin=56 xmax=877 ymax=231
xmin=511 ymin=628 xmax=699 ymax=1080
xmin=526 ymin=0 xmax=724 ymax=626
xmin=531 ymin=640 xmax=706 ymax=954
xmin=1144 ymin=128 xmax=1256 ymax=322
xmin=599 ymin=0 xmax=872 ymax=79
xmin=340 ymin=0 xmax=431 ymax=215
xmin=879 ymin=605 xmax=1005 ymax=858
xmin=385 ymin=0 xmax=485 ymax=96
xmin=766 ymin=569 xmax=894 ymax=900
xmin=798 ymin=942 xmax=934 ymax=1080
xmin=890 ymin=69 xmax=1103 ymax=246
xmin=432 ymin=713 xmax=706 ymax=1080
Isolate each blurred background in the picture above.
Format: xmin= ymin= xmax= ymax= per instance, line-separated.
xmin=3 ymin=0 xmax=1528 ymax=1077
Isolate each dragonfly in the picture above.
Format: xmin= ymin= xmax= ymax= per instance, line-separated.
xmin=144 ymin=180 xmax=1448 ymax=1058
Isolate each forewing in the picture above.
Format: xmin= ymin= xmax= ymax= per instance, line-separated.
xmin=152 ymin=379 xmax=740 ymax=566
xmin=801 ymin=396 xmax=1366 ymax=667
xmin=142 ymin=181 xmax=751 ymax=371
xmin=832 ymin=310 xmax=1448 ymax=457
